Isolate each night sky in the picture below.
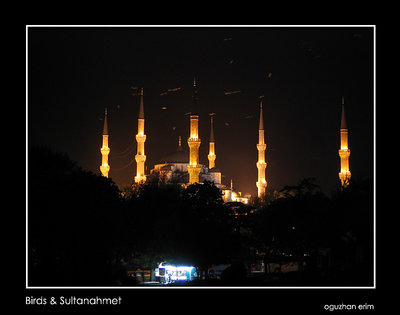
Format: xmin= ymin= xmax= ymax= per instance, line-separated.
xmin=28 ymin=26 xmax=374 ymax=197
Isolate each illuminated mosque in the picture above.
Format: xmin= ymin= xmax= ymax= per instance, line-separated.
xmin=99 ymin=79 xmax=351 ymax=203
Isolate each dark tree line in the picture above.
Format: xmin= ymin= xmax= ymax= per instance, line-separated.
xmin=28 ymin=147 xmax=373 ymax=286
xmin=29 ymin=147 xmax=123 ymax=285
xmin=243 ymin=177 xmax=374 ymax=285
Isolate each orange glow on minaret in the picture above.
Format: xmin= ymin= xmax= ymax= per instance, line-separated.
xmin=338 ymin=96 xmax=351 ymax=188
xmin=100 ymin=107 xmax=110 ymax=177
xmin=256 ymin=100 xmax=267 ymax=197
xmin=208 ymin=114 xmax=216 ymax=169
xmin=188 ymin=77 xmax=201 ymax=184
xmin=135 ymin=88 xmax=147 ymax=183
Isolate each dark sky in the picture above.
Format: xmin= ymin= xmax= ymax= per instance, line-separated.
xmin=28 ymin=26 xmax=374 ymax=197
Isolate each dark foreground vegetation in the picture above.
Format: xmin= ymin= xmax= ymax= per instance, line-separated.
xmin=28 ymin=147 xmax=373 ymax=286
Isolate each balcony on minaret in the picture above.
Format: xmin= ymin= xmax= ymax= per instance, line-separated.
xmin=257 ymin=160 xmax=266 ymax=167
xmin=208 ymin=150 xmax=216 ymax=166
xmin=100 ymin=145 xmax=110 ymax=156
xmin=339 ymin=148 xmax=350 ymax=158
xmin=257 ymin=179 xmax=267 ymax=186
xmin=188 ymin=137 xmax=200 ymax=144
xmin=136 ymin=133 xmax=146 ymax=142
xmin=257 ymin=144 xmax=266 ymax=155
xmin=135 ymin=154 xmax=146 ymax=163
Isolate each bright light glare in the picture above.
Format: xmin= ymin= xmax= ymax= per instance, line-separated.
xmin=158 ymin=263 xmax=196 ymax=282
xmin=160 ymin=264 xmax=195 ymax=272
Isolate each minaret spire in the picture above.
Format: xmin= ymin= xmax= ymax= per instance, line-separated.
xmin=100 ymin=107 xmax=110 ymax=177
xmin=340 ymin=96 xmax=347 ymax=129
xmin=338 ymin=96 xmax=351 ymax=188
xmin=192 ymin=76 xmax=199 ymax=115
xmin=208 ymin=113 xmax=216 ymax=169
xmin=259 ymin=100 xmax=264 ymax=130
xmin=256 ymin=99 xmax=267 ymax=197
xmin=135 ymin=88 xmax=147 ymax=183
xmin=138 ymin=87 xmax=144 ymax=119
xmin=103 ymin=107 xmax=108 ymax=135
xmin=187 ymin=77 xmax=201 ymax=184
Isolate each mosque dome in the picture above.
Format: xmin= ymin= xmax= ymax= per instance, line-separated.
xmin=159 ymin=136 xmax=189 ymax=164
xmin=159 ymin=149 xmax=188 ymax=164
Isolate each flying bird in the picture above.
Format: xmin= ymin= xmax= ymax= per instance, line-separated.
xmin=167 ymin=87 xmax=182 ymax=92
xmin=224 ymin=37 xmax=232 ymax=41
xmin=224 ymin=91 xmax=241 ymax=95
xmin=160 ymin=91 xmax=168 ymax=96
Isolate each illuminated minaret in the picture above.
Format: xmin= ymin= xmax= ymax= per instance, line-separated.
xmin=208 ymin=114 xmax=216 ymax=169
xmin=100 ymin=107 xmax=110 ymax=177
xmin=135 ymin=88 xmax=147 ymax=183
xmin=187 ymin=77 xmax=201 ymax=184
xmin=256 ymin=99 xmax=267 ymax=197
xmin=338 ymin=96 xmax=351 ymax=188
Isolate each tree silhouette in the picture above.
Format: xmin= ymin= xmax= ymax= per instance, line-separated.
xmin=28 ymin=146 xmax=124 ymax=286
